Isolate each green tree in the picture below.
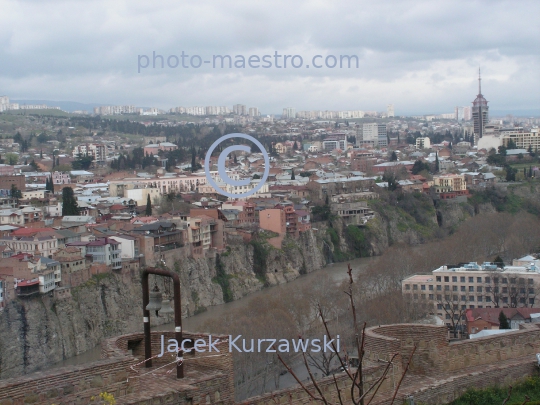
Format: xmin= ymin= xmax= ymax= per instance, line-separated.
xmin=191 ymin=146 xmax=196 ymax=173
xmin=390 ymin=151 xmax=398 ymax=161
xmin=4 ymin=153 xmax=18 ymax=165
xmin=493 ymin=255 xmax=504 ymax=267
xmin=72 ymin=155 xmax=93 ymax=170
xmin=145 ymin=194 xmax=152 ymax=216
xmin=10 ymin=184 xmax=22 ymax=199
xmin=291 ymin=169 xmax=295 ymax=180
xmin=498 ymin=311 xmax=511 ymax=329
xmin=434 ymin=152 xmax=440 ymax=173
xmin=412 ymin=160 xmax=429 ymax=175
xmin=29 ymin=160 xmax=40 ymax=171
xmin=61 ymin=187 xmax=79 ymax=216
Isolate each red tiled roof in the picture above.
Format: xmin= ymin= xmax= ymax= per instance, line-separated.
xmin=466 ymin=308 xmax=540 ymax=324
xmin=18 ymin=279 xmax=39 ymax=287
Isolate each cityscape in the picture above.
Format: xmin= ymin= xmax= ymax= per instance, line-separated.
xmin=0 ymin=0 xmax=540 ymax=404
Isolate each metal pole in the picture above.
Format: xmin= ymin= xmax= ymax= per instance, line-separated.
xmin=142 ymin=267 xmax=183 ymax=378
xmin=142 ymin=270 xmax=152 ymax=368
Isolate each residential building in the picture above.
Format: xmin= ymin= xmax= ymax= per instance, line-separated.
xmin=330 ymin=202 xmax=375 ymax=225
xmin=0 ymin=228 xmax=59 ymax=258
xmin=416 ymin=137 xmax=431 ymax=149
xmin=132 ymin=221 xmax=185 ymax=253
xmin=402 ymin=261 xmax=540 ymax=326
xmin=322 ymin=134 xmax=347 ymax=151
xmin=357 ymin=123 xmax=387 ymax=147
xmin=465 ymin=307 xmax=540 ymax=335
xmin=73 ymin=143 xmax=106 ymax=162
xmin=143 ymin=142 xmax=178 ymax=156
xmin=53 ymin=247 xmax=90 ymax=287
xmin=0 ymin=175 xmax=26 ymax=193
xmin=387 ymin=104 xmax=394 ymax=118
xmin=83 ymin=238 xmax=122 ymax=270
xmin=282 ymin=107 xmax=296 ymax=119
xmin=52 ymin=171 xmax=71 ymax=184
xmin=233 ymin=104 xmax=247 ymax=115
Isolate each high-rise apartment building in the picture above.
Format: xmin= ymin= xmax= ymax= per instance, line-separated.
xmin=357 ymin=123 xmax=387 ymax=148
xmin=248 ymin=107 xmax=259 ymax=117
xmin=233 ymin=104 xmax=247 ymax=115
xmin=282 ymin=107 xmax=296 ymax=119
xmin=387 ymin=104 xmax=394 ymax=117
xmin=472 ymin=69 xmax=489 ymax=145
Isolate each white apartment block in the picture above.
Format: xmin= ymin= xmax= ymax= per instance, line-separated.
xmin=282 ymin=107 xmax=296 ymax=119
xmin=416 ymin=137 xmax=431 ymax=149
xmin=248 ymin=107 xmax=260 ymax=117
xmin=357 ymin=123 xmax=387 ymax=147
xmin=233 ymin=104 xmax=247 ymax=115
xmin=402 ymin=258 xmax=540 ymax=323
xmin=502 ymin=128 xmax=540 ymax=150
xmin=73 ymin=143 xmax=106 ymax=162
xmin=93 ymin=105 xmax=136 ymax=115
xmin=387 ymin=104 xmax=394 ymax=117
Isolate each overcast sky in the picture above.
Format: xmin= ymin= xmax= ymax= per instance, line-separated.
xmin=1 ymin=0 xmax=539 ymax=115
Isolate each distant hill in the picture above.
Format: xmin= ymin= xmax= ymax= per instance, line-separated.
xmin=11 ymin=100 xmax=103 ymax=113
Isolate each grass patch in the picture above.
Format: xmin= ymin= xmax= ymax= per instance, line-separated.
xmin=212 ymin=254 xmax=233 ymax=302
xmin=448 ymin=376 xmax=540 ymax=405
xmin=250 ymin=240 xmax=269 ymax=285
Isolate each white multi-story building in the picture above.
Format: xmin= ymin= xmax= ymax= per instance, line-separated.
xmin=402 ymin=257 xmax=540 ymax=323
xmin=387 ymin=104 xmax=394 ymax=117
xmin=357 ymin=123 xmax=387 ymax=147
xmin=73 ymin=143 xmax=106 ymax=162
xmin=248 ymin=107 xmax=260 ymax=117
xmin=416 ymin=137 xmax=431 ymax=149
xmin=282 ymin=107 xmax=296 ymax=119
xmin=233 ymin=104 xmax=247 ymax=115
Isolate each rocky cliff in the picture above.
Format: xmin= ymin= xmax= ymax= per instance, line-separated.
xmin=0 ymin=229 xmax=326 ymax=379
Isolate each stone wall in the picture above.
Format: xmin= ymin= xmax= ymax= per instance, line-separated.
xmin=365 ymin=323 xmax=540 ymax=375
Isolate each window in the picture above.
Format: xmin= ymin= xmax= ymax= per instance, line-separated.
xmin=469 ymin=277 xmax=474 ymax=283
xmin=429 ymin=285 xmax=433 ymax=291
xmin=444 ymin=276 xmax=449 ymax=282
xmin=437 ymin=285 xmax=442 ymax=291
xmin=469 ymin=305 xmax=475 ymax=309
xmin=530 ymin=298 xmax=535 ymax=305
xmin=469 ymin=286 xmax=474 ymax=292
xmin=485 ymin=277 xmax=491 ymax=284
xmin=486 ymin=296 xmax=491 ymax=302
xmin=460 ymin=295 xmax=466 ymax=301
xmin=502 ymin=297 xmax=508 ymax=303
xmin=502 ymin=278 xmax=508 ymax=284
xmin=421 ymin=285 xmax=426 ymax=291
xmin=452 ymin=286 xmax=458 ymax=291
xmin=477 ymin=286 xmax=483 ymax=292
xmin=477 ymin=277 xmax=482 ymax=283
xmin=444 ymin=285 xmax=450 ymax=291
xmin=436 ymin=276 xmax=441 ymax=282
xmin=461 ymin=305 xmax=466 ymax=310
xmin=510 ymin=278 xmax=516 ymax=284
xmin=529 ymin=288 xmax=535 ymax=294
xmin=452 ymin=276 xmax=457 ymax=282
xmin=460 ymin=286 xmax=466 ymax=292
xmin=437 ymin=303 xmax=443 ymax=309
xmin=502 ymin=287 xmax=508 ymax=293
xmin=429 ymin=294 xmax=434 ymax=300
xmin=460 ymin=276 xmax=465 ymax=282
xmin=494 ymin=278 xmax=499 ymax=284
xmin=412 ymin=284 xmax=418 ymax=290
xmin=469 ymin=296 xmax=475 ymax=301
xmin=437 ymin=294 xmax=442 ymax=300
xmin=445 ymin=314 xmax=450 ymax=319
xmin=477 ymin=296 xmax=483 ymax=302
xmin=453 ymin=295 xmax=458 ymax=301
xmin=528 ymin=279 xmax=534 ymax=285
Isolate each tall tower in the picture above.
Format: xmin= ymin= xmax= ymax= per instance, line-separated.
xmin=472 ymin=68 xmax=489 ymax=145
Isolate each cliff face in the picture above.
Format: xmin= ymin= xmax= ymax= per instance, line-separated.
xmin=0 ymin=229 xmax=326 ymax=379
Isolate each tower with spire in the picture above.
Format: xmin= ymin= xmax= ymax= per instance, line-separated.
xmin=472 ymin=68 xmax=489 ymax=145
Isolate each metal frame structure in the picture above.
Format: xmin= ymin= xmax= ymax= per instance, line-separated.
xmin=142 ymin=267 xmax=184 ymax=378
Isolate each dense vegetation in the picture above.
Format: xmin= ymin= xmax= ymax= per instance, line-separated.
xmin=448 ymin=376 xmax=540 ymax=405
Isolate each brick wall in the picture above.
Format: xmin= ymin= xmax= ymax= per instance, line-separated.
xmin=0 ymin=357 xmax=138 ymax=405
xmin=365 ymin=323 xmax=540 ymax=375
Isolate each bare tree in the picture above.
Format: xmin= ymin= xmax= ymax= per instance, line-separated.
xmin=436 ymin=295 xmax=469 ymax=338
xmin=275 ymin=264 xmax=416 ymax=405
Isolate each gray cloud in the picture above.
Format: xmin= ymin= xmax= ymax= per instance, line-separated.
xmin=1 ymin=0 xmax=538 ymax=115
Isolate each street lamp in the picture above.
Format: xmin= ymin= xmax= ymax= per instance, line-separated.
xmin=142 ymin=267 xmax=184 ymax=378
